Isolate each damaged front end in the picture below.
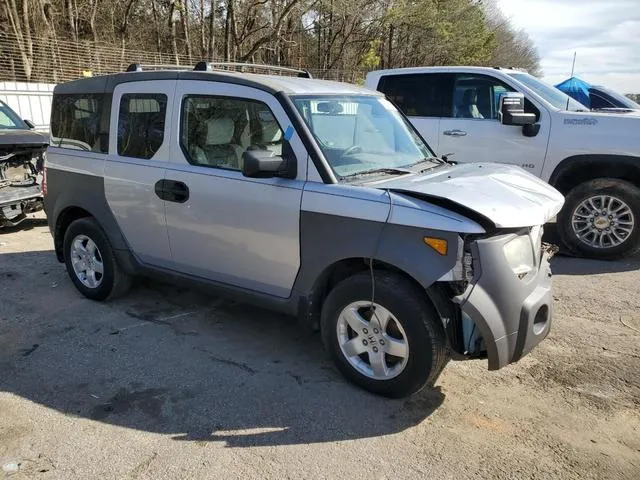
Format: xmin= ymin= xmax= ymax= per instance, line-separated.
xmin=0 ymin=146 xmax=47 ymax=227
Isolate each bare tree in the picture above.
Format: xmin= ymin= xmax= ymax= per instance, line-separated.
xmin=3 ymin=0 xmax=34 ymax=80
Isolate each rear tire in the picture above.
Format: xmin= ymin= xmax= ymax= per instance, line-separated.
xmin=557 ymin=178 xmax=640 ymax=259
xmin=63 ymin=217 xmax=132 ymax=301
xmin=321 ymin=271 xmax=449 ymax=398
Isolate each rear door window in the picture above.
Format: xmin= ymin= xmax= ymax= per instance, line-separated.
xmin=117 ymin=93 xmax=168 ymax=159
xmin=377 ymin=73 xmax=453 ymax=118
xmin=50 ymin=94 xmax=108 ymax=152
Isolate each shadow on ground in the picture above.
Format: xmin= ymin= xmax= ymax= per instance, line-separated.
xmin=543 ymin=222 xmax=640 ymax=275
xmin=0 ymin=250 xmax=444 ymax=448
xmin=0 ymin=215 xmax=49 ymax=234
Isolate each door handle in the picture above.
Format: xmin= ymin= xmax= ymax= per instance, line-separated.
xmin=154 ymin=180 xmax=189 ymax=203
xmin=443 ymin=129 xmax=467 ymax=137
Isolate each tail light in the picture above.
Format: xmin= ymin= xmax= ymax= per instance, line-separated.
xmin=42 ymin=156 xmax=47 ymax=196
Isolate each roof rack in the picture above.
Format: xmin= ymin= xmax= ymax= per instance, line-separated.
xmin=125 ymin=61 xmax=312 ymax=78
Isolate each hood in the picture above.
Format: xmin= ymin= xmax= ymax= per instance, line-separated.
xmin=0 ymin=129 xmax=49 ymax=147
xmin=369 ymin=163 xmax=564 ymax=228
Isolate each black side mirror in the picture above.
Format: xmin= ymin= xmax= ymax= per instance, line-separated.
xmin=242 ymin=141 xmax=297 ymax=179
xmin=242 ymin=149 xmax=283 ymax=178
xmin=24 ymin=119 xmax=36 ymax=129
xmin=523 ymin=123 xmax=541 ymax=137
xmin=499 ymin=93 xmax=536 ymax=126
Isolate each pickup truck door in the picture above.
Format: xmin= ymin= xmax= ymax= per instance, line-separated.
xmin=437 ymin=73 xmax=550 ymax=177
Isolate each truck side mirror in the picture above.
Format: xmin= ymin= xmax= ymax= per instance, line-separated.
xmin=499 ymin=93 xmax=536 ymax=126
xmin=24 ymin=119 xmax=36 ymax=129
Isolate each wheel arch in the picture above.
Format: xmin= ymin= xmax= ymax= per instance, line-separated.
xmin=549 ymin=154 xmax=640 ymax=194
xmin=53 ymin=202 xmax=132 ymax=271
xmin=298 ymin=257 xmax=446 ymax=333
xmin=54 ymin=206 xmax=93 ymax=262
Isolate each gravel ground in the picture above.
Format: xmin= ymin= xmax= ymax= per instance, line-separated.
xmin=1 ymin=213 xmax=639 ymax=479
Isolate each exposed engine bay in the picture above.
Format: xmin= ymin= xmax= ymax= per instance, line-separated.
xmin=0 ymin=146 xmax=46 ymax=227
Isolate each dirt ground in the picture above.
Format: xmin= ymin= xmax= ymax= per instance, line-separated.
xmin=1 ymin=213 xmax=639 ymax=479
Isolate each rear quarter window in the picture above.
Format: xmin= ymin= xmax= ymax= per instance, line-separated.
xmin=377 ymin=73 xmax=453 ymax=117
xmin=50 ymin=94 xmax=109 ymax=152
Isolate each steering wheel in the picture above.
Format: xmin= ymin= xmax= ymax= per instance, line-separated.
xmin=342 ymin=145 xmax=363 ymax=157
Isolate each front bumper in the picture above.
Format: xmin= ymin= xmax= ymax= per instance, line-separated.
xmin=454 ymin=232 xmax=554 ymax=370
xmin=0 ymin=184 xmax=44 ymax=227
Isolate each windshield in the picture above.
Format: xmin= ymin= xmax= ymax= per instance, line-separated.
xmin=508 ymin=72 xmax=588 ymax=111
xmin=291 ymin=95 xmax=437 ymax=178
xmin=593 ymin=86 xmax=640 ymax=109
xmin=0 ymin=101 xmax=27 ymax=130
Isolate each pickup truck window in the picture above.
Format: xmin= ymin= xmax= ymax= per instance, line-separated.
xmin=377 ymin=74 xmax=452 ymax=117
xmin=292 ymin=95 xmax=437 ymax=178
xmin=508 ymin=72 xmax=587 ymax=111
xmin=453 ymin=75 xmax=515 ymax=120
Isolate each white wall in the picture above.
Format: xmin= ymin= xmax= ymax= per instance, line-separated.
xmin=0 ymin=81 xmax=54 ymax=132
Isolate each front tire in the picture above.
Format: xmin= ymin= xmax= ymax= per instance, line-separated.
xmin=321 ymin=271 xmax=449 ymax=398
xmin=557 ymin=178 xmax=640 ymax=259
xmin=63 ymin=217 xmax=132 ymax=301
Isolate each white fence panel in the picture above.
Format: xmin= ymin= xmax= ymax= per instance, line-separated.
xmin=0 ymin=81 xmax=55 ymax=132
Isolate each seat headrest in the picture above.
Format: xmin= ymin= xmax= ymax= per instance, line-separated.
xmin=257 ymin=110 xmax=282 ymax=144
xmin=462 ymin=89 xmax=477 ymax=105
xmin=261 ymin=121 xmax=282 ymax=143
xmin=206 ymin=118 xmax=235 ymax=145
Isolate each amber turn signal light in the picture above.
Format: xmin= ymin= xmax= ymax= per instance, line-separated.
xmin=423 ymin=237 xmax=448 ymax=255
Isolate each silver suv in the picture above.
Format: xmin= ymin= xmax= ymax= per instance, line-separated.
xmin=44 ymin=62 xmax=564 ymax=397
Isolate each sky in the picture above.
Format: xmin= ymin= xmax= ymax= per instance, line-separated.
xmin=496 ymin=0 xmax=640 ymax=94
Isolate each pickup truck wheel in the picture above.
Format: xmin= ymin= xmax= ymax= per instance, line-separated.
xmin=558 ymin=178 xmax=640 ymax=259
xmin=63 ymin=217 xmax=132 ymax=301
xmin=321 ymin=271 xmax=449 ymax=398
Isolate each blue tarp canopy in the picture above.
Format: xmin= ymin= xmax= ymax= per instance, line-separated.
xmin=555 ymin=77 xmax=591 ymax=107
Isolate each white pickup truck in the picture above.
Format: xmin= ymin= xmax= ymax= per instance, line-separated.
xmin=365 ymin=66 xmax=640 ymax=259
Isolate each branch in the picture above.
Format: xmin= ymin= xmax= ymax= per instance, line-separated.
xmin=238 ymin=0 xmax=301 ymax=61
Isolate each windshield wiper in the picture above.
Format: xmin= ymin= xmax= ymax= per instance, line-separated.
xmin=407 ymin=156 xmax=453 ymax=171
xmin=343 ymin=167 xmax=412 ymax=178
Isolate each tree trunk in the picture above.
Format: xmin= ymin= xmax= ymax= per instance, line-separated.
xmin=200 ymin=0 xmax=206 ymax=58
xmin=179 ymin=1 xmax=192 ymax=62
xmin=120 ymin=0 xmax=138 ymax=65
xmin=224 ymin=0 xmax=233 ymax=61
xmin=316 ymin=12 xmax=321 ymax=69
xmin=66 ymin=0 xmax=78 ymax=41
xmin=89 ymin=0 xmax=99 ymax=43
xmin=168 ymin=1 xmax=179 ymax=64
xmin=387 ymin=24 xmax=393 ymax=68
xmin=208 ymin=0 xmax=216 ymax=60
xmin=151 ymin=0 xmax=162 ymax=53
xmin=7 ymin=0 xmax=35 ymax=81
xmin=325 ymin=0 xmax=333 ymax=70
